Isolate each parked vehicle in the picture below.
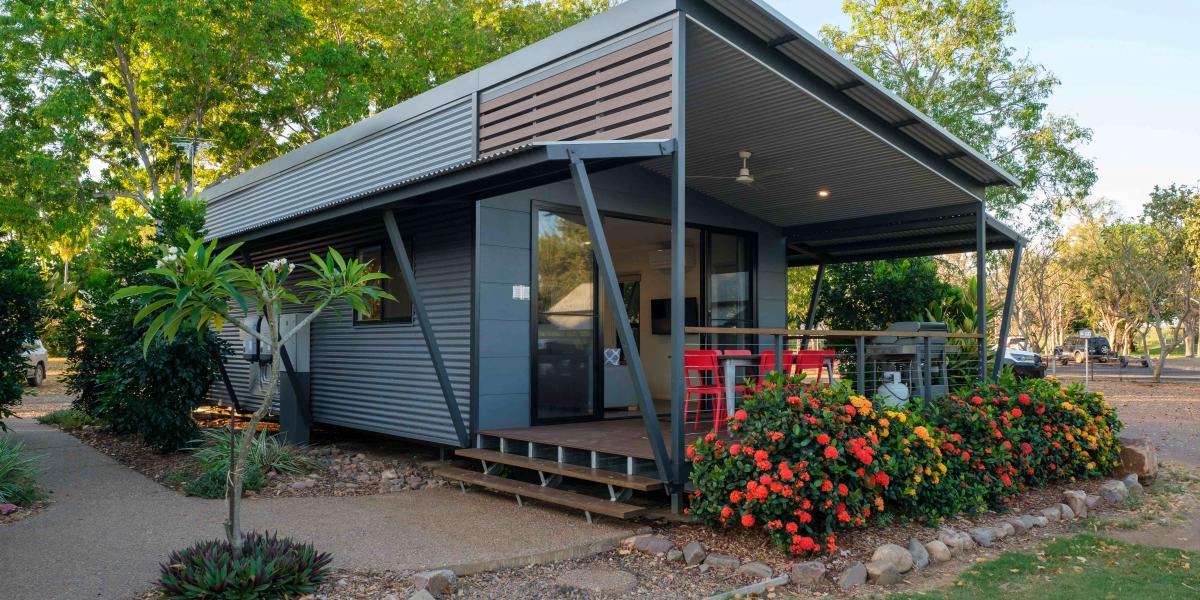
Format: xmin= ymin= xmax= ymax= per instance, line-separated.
xmin=998 ymin=347 xmax=1045 ymax=379
xmin=1054 ymin=335 xmax=1114 ymax=365
xmin=22 ymin=339 xmax=48 ymax=387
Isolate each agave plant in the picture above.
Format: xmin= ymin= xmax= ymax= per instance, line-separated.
xmin=158 ymin=532 xmax=332 ymax=599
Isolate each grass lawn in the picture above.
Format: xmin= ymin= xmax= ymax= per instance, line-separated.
xmin=883 ymin=534 xmax=1197 ymax=600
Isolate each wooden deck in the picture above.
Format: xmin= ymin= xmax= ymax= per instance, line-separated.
xmin=480 ymin=418 xmax=717 ymax=461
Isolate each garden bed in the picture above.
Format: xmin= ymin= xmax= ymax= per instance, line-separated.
xmin=50 ymin=412 xmax=445 ymax=499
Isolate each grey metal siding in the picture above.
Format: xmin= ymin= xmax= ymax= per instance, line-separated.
xmin=205 ymin=99 xmax=476 ymax=239
xmin=208 ymin=206 xmax=473 ymax=446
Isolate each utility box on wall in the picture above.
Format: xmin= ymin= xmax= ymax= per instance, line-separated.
xmin=239 ymin=313 xmax=312 ymax=445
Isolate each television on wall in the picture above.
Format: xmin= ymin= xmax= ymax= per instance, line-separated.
xmin=650 ymin=297 xmax=700 ymax=335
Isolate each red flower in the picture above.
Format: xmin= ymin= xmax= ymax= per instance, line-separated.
xmin=768 ymin=431 xmax=784 ymax=441
xmin=816 ymin=433 xmax=831 ymax=445
xmin=971 ymin=396 xmax=984 ymax=405
xmin=785 ymin=522 xmax=798 ymax=533
xmin=1018 ymin=393 xmax=1031 ymax=405
xmin=797 ymin=536 xmax=816 ymax=551
xmin=741 ymin=514 xmax=755 ymax=527
xmin=837 ymin=483 xmax=849 ymax=496
xmin=720 ymin=506 xmax=733 ymax=518
xmin=824 ymin=445 xmax=839 ymax=460
xmin=820 ymin=479 xmax=833 ymax=492
xmin=875 ymin=472 xmax=890 ymax=486
xmin=729 ymin=490 xmax=743 ymax=503
xmin=733 ymin=409 xmax=748 ymax=421
xmin=754 ymin=450 xmax=769 ymax=462
xmin=729 ymin=443 xmax=741 ymax=455
xmin=686 ymin=446 xmax=696 ymax=458
xmin=1010 ymin=408 xmax=1023 ymax=418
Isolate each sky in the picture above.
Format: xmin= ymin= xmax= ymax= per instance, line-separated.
xmin=772 ymin=0 xmax=1200 ymax=217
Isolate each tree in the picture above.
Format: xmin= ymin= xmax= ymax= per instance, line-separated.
xmin=116 ymin=239 xmax=389 ymax=547
xmin=1144 ymin=183 xmax=1199 ymax=357
xmin=821 ymin=0 xmax=1096 ymax=232
xmin=816 ymin=258 xmax=951 ymax=331
xmin=0 ymin=238 xmax=45 ymax=429
xmin=1012 ymin=243 xmax=1071 ymax=353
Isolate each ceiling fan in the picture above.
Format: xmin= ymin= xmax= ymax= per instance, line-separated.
xmin=687 ymin=151 xmax=794 ymax=187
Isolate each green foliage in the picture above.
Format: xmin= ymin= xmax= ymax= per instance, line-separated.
xmin=184 ymin=463 xmax=265 ymax=499
xmin=816 ymin=258 xmax=951 ymax=331
xmin=36 ymin=408 xmax=104 ymax=430
xmin=0 ymin=435 xmax=44 ymax=505
xmin=157 ymin=532 xmax=332 ymax=599
xmin=0 ymin=238 xmax=45 ymax=429
xmin=687 ymin=372 xmax=1122 ymax=556
xmin=192 ymin=428 xmax=315 ymax=477
xmin=820 ymin=0 xmax=1096 ymax=232
xmin=64 ymin=195 xmax=220 ymax=451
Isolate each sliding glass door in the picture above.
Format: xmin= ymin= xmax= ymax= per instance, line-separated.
xmin=533 ymin=209 xmax=599 ymax=423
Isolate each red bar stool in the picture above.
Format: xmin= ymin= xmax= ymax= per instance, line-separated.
xmin=684 ymin=350 xmax=726 ymax=431
xmin=758 ymin=350 xmax=795 ymax=382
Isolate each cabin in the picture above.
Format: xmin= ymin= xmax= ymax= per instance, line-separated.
xmin=203 ymin=0 xmax=1026 ymax=518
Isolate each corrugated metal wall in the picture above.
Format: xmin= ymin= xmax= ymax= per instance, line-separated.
xmin=205 ymin=98 xmax=476 ymax=240
xmin=209 ymin=206 xmax=473 ymax=446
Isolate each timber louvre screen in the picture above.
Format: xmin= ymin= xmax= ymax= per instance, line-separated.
xmin=478 ymin=31 xmax=674 ymax=156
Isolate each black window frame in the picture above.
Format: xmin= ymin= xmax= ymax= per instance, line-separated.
xmin=352 ymin=237 xmax=416 ymax=326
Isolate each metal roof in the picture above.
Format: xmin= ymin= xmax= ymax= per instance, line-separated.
xmin=694 ymin=0 xmax=1018 ymax=188
xmin=220 ymin=140 xmax=676 ymax=242
xmin=785 ymin=203 xmax=1026 ymax=266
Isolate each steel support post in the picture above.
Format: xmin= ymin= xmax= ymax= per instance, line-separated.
xmin=384 ymin=210 xmax=470 ymax=447
xmin=569 ymin=156 xmax=671 ymax=483
xmin=992 ymin=243 xmax=1024 ymax=379
xmin=976 ymin=209 xmax=988 ymax=380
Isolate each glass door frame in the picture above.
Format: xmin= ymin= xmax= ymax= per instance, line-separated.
xmin=528 ymin=201 xmax=759 ymax=426
xmin=530 ymin=202 xmax=605 ymax=425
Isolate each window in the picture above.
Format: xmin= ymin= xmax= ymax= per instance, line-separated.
xmin=355 ymin=240 xmax=414 ymax=324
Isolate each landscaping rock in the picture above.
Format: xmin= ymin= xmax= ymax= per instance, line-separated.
xmin=624 ymin=534 xmax=675 ymax=556
xmin=1063 ymin=490 xmax=1088 ymax=518
xmin=736 ymin=561 xmax=774 ymax=580
xmin=381 ymin=468 xmax=398 ymax=480
xmin=1034 ymin=515 xmax=1049 ymax=527
xmin=996 ymin=522 xmax=1015 ymax=538
xmin=406 ymin=475 xmax=426 ymax=490
xmin=1085 ymin=494 xmax=1101 ymax=509
xmin=1019 ymin=515 xmax=1041 ymax=530
xmin=925 ymin=540 xmax=952 ymax=563
xmin=1123 ymin=474 xmax=1145 ymax=498
xmin=409 ymin=591 xmax=436 ymax=600
xmin=1059 ymin=503 xmax=1076 ymax=520
xmin=938 ymin=530 xmax=975 ymax=555
xmin=553 ymin=568 xmax=637 ymax=595
xmin=1006 ymin=517 xmax=1029 ymax=535
xmin=0 ymin=503 xmax=17 ymax=516
xmin=1116 ymin=436 xmax=1158 ymax=481
xmin=702 ymin=576 xmax=790 ymax=600
xmin=699 ymin=564 xmax=710 ymax=574
xmin=1099 ymin=480 xmax=1129 ymax=503
xmin=411 ymin=569 xmax=456 ymax=598
xmin=872 ymin=543 xmax=914 ymax=573
xmin=969 ymin=527 xmax=996 ymax=547
xmin=909 ymin=538 xmax=930 ymax=570
xmin=683 ymin=541 xmax=707 ymax=566
xmin=667 ymin=549 xmax=683 ymax=563
xmin=289 ymin=480 xmax=310 ymax=490
xmin=1041 ymin=506 xmax=1062 ymax=521
xmin=790 ymin=561 xmax=826 ymax=585
xmin=703 ymin=553 xmax=741 ymax=572
xmin=865 ymin=560 xmax=901 ymax=585
xmin=837 ymin=563 xmax=867 ymax=589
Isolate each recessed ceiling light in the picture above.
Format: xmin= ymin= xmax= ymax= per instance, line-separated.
xmin=817 ymin=189 xmax=831 ymax=198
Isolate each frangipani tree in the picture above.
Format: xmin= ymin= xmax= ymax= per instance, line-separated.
xmin=114 ymin=237 xmax=392 ymax=547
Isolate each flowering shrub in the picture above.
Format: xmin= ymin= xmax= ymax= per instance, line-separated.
xmin=687 ymin=372 xmax=1122 ymax=556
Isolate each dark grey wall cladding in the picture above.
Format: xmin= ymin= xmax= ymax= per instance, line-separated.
xmin=204 ymin=98 xmax=476 ymax=240
xmin=209 ymin=205 xmax=473 ymax=446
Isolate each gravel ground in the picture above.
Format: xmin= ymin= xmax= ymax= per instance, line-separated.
xmin=1089 ymin=379 xmax=1200 ymax=468
xmin=11 ymin=356 xmax=72 ymax=419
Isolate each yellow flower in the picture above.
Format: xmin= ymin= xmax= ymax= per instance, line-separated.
xmin=896 ymin=412 xmax=907 ymax=423
xmin=913 ymin=475 xmax=923 ymax=484
xmin=937 ymin=463 xmax=947 ymax=474
xmin=1086 ymin=461 xmax=1096 ymax=470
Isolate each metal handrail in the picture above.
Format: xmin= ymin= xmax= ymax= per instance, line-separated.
xmin=684 ymin=326 xmax=982 ymax=339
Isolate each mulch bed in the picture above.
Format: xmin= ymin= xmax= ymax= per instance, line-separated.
xmin=58 ymin=413 xmax=446 ymax=499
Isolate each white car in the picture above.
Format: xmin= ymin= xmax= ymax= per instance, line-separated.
xmin=997 ymin=347 xmax=1045 ymax=379
xmin=22 ymin=339 xmax=48 ymax=387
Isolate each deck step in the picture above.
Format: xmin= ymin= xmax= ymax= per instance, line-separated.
xmin=434 ymin=467 xmax=647 ymax=519
xmin=456 ymin=448 xmax=664 ymax=492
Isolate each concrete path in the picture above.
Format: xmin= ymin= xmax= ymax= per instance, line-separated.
xmin=0 ymin=420 xmax=635 ymax=600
